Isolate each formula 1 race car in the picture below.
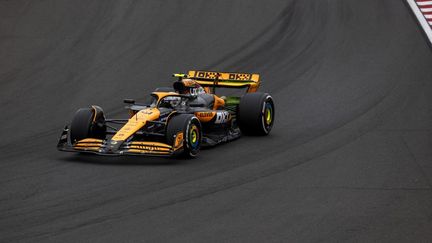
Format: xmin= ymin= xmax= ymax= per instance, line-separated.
xmin=57 ymin=71 xmax=275 ymax=157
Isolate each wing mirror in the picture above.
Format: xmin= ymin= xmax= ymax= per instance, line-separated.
xmin=123 ymin=99 xmax=135 ymax=104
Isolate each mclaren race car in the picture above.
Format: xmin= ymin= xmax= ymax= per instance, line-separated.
xmin=57 ymin=71 xmax=275 ymax=157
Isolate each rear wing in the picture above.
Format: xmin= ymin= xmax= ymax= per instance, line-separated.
xmin=187 ymin=70 xmax=260 ymax=93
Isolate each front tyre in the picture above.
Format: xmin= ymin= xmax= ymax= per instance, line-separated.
xmin=238 ymin=92 xmax=275 ymax=135
xmin=166 ymin=114 xmax=202 ymax=158
xmin=70 ymin=106 xmax=106 ymax=143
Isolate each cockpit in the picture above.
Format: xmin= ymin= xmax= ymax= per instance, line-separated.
xmin=157 ymin=95 xmax=187 ymax=109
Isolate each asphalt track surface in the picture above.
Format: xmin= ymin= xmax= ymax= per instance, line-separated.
xmin=1 ymin=0 xmax=432 ymax=242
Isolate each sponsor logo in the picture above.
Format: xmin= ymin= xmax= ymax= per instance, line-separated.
xmin=141 ymin=110 xmax=153 ymax=115
xmin=228 ymin=73 xmax=251 ymax=81
xmin=133 ymin=145 xmax=167 ymax=151
xmin=195 ymin=71 xmax=251 ymax=81
xmin=197 ymin=71 xmax=219 ymax=79
xmin=190 ymin=87 xmax=205 ymax=95
xmin=136 ymin=145 xmax=157 ymax=151
xmin=196 ymin=112 xmax=214 ymax=118
xmin=215 ymin=111 xmax=230 ymax=124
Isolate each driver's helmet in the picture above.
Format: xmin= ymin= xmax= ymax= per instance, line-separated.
xmin=173 ymin=79 xmax=205 ymax=95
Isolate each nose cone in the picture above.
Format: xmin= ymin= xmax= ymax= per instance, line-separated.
xmin=106 ymin=140 xmax=122 ymax=152
xmin=111 ymin=108 xmax=160 ymax=142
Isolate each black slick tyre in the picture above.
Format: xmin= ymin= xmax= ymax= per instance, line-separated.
xmin=238 ymin=92 xmax=275 ymax=135
xmin=70 ymin=107 xmax=106 ymax=143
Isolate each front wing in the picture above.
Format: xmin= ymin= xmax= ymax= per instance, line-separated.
xmin=57 ymin=126 xmax=184 ymax=157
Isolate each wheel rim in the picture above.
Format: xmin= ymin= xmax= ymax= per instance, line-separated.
xmin=189 ymin=124 xmax=200 ymax=149
xmin=265 ymin=105 xmax=272 ymax=125
xmin=262 ymin=100 xmax=274 ymax=133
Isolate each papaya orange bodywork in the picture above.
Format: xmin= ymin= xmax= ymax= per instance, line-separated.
xmin=111 ymin=108 xmax=160 ymax=142
xmin=195 ymin=111 xmax=216 ymax=123
xmin=213 ymin=96 xmax=225 ymax=110
xmin=173 ymin=132 xmax=184 ymax=150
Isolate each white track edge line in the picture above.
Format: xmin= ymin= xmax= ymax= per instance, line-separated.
xmin=407 ymin=0 xmax=432 ymax=44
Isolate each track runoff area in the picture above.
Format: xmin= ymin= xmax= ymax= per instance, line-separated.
xmin=407 ymin=0 xmax=432 ymax=44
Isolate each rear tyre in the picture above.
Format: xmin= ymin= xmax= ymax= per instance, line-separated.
xmin=238 ymin=92 xmax=275 ymax=135
xmin=70 ymin=106 xmax=106 ymax=143
xmin=166 ymin=114 xmax=202 ymax=158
